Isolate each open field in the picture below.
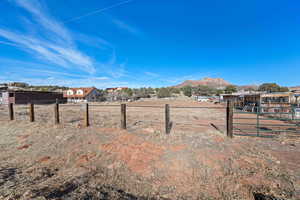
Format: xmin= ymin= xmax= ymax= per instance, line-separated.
xmin=0 ymin=99 xmax=299 ymax=199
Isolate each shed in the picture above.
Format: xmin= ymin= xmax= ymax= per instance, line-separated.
xmin=1 ymin=91 xmax=66 ymax=104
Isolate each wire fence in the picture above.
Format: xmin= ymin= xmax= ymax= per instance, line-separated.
xmin=0 ymin=104 xmax=8 ymax=121
xmin=126 ymin=105 xmax=165 ymax=134
xmin=13 ymin=104 xmax=29 ymax=122
xmin=89 ymin=105 xmax=121 ymax=128
xmin=170 ymin=106 xmax=226 ymax=135
xmin=0 ymin=102 xmax=227 ymax=136
xmin=2 ymin=101 xmax=299 ymax=137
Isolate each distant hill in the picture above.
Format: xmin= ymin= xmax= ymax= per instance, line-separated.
xmin=175 ymin=77 xmax=231 ymax=88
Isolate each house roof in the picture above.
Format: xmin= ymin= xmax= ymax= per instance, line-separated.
xmin=261 ymin=92 xmax=293 ymax=98
xmin=63 ymin=87 xmax=96 ymax=98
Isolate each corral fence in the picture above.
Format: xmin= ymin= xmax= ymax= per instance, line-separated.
xmin=2 ymin=100 xmax=298 ymax=137
xmin=233 ymin=104 xmax=300 ymax=137
xmin=0 ymin=100 xmax=232 ymax=137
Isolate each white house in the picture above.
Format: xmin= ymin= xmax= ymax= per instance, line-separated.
xmin=64 ymin=87 xmax=101 ymax=102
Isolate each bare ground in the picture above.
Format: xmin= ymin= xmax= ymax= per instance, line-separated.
xmin=0 ymin=99 xmax=299 ymax=200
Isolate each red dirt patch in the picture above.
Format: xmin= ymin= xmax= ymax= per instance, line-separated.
xmin=76 ymin=153 xmax=97 ymax=167
xmin=37 ymin=156 xmax=51 ymax=163
xmin=168 ymin=144 xmax=187 ymax=152
xmin=17 ymin=144 xmax=31 ymax=150
xmin=196 ymin=149 xmax=230 ymax=176
xmin=100 ymin=133 xmax=165 ymax=176
xmin=212 ymin=135 xmax=225 ymax=143
xmin=17 ymin=134 xmax=29 ymax=141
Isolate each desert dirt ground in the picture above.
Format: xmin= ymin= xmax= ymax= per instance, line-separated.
xmin=0 ymin=99 xmax=299 ymax=200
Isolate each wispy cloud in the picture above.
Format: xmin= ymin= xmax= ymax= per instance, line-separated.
xmin=73 ymin=32 xmax=113 ymax=50
xmin=0 ymin=57 xmax=110 ymax=81
xmin=26 ymin=68 xmax=109 ymax=80
xmin=97 ymin=50 xmax=127 ymax=78
xmin=144 ymin=71 xmax=159 ymax=77
xmin=111 ymin=18 xmax=143 ymax=37
xmin=0 ymin=0 xmax=96 ymax=74
xmin=15 ymin=0 xmax=72 ymax=44
xmin=0 ymin=73 xmax=128 ymax=89
xmin=0 ymin=40 xmax=22 ymax=47
xmin=0 ymin=0 xmax=149 ymax=88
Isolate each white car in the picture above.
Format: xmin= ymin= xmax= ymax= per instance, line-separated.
xmin=197 ymin=97 xmax=210 ymax=102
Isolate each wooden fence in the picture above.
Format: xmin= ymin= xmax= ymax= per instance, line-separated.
xmin=4 ymin=101 xmax=234 ymax=137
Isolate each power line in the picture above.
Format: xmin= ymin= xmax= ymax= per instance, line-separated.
xmin=64 ymin=0 xmax=134 ymax=23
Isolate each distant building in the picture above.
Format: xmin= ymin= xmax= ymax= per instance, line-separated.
xmin=295 ymin=93 xmax=300 ymax=105
xmin=261 ymin=93 xmax=290 ymax=104
xmin=64 ymin=87 xmax=101 ymax=102
xmin=0 ymin=84 xmax=8 ymax=92
xmin=106 ymin=87 xmax=128 ymax=93
xmin=221 ymin=91 xmax=299 ymax=108
xmin=1 ymin=91 xmax=66 ymax=105
xmin=220 ymin=93 xmax=241 ymax=103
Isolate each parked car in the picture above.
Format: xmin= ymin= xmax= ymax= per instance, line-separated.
xmin=197 ymin=96 xmax=210 ymax=102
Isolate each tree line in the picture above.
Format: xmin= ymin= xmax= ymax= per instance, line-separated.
xmin=1 ymin=82 xmax=290 ymax=100
xmin=97 ymin=82 xmax=290 ymax=100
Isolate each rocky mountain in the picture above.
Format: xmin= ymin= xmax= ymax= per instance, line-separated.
xmin=175 ymin=77 xmax=231 ymax=88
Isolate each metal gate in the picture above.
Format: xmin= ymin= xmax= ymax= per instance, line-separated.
xmin=233 ymin=105 xmax=300 ymax=137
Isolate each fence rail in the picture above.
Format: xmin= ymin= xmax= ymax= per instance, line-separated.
xmin=3 ymin=101 xmax=298 ymax=137
xmin=233 ymin=105 xmax=300 ymax=137
xmin=1 ymin=102 xmax=230 ymax=137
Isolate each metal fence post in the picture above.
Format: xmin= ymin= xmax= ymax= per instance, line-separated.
xmin=85 ymin=103 xmax=89 ymax=127
xmin=121 ymin=104 xmax=126 ymax=129
xmin=8 ymin=103 xmax=14 ymax=121
xmin=165 ymin=104 xmax=171 ymax=134
xmin=54 ymin=99 xmax=60 ymax=124
xmin=226 ymin=101 xmax=233 ymax=138
xmin=29 ymin=103 xmax=34 ymax=122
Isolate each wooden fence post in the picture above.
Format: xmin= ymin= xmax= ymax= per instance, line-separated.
xmin=226 ymin=101 xmax=233 ymax=138
xmin=29 ymin=103 xmax=35 ymax=122
xmin=54 ymin=99 xmax=60 ymax=124
xmin=84 ymin=103 xmax=89 ymax=127
xmin=121 ymin=104 xmax=126 ymax=129
xmin=8 ymin=103 xmax=14 ymax=120
xmin=291 ymin=105 xmax=295 ymax=121
xmin=165 ymin=104 xmax=171 ymax=134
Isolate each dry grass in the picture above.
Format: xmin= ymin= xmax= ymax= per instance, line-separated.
xmin=0 ymin=99 xmax=299 ymax=199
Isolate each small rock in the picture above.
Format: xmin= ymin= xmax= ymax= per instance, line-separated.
xmin=276 ymin=160 xmax=280 ymax=164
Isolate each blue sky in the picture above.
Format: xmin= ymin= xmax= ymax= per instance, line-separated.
xmin=0 ymin=0 xmax=299 ymax=88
